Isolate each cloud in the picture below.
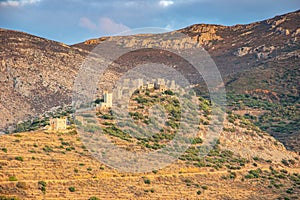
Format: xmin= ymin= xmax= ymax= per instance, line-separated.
xmin=79 ymin=17 xmax=98 ymax=31
xmin=0 ymin=0 xmax=41 ymax=7
xmin=159 ymin=0 xmax=174 ymax=8
xmin=79 ymin=17 xmax=130 ymax=35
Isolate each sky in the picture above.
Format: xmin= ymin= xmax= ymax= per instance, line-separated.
xmin=0 ymin=0 xmax=299 ymax=44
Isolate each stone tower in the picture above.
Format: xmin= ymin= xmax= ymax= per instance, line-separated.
xmin=103 ymin=91 xmax=112 ymax=107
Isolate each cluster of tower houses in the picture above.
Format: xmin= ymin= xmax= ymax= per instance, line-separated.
xmin=97 ymin=78 xmax=178 ymax=111
xmin=47 ymin=79 xmax=180 ymax=130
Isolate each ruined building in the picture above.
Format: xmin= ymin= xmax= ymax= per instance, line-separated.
xmin=49 ymin=117 xmax=67 ymax=131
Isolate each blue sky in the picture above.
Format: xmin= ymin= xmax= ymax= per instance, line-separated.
xmin=0 ymin=0 xmax=299 ymax=44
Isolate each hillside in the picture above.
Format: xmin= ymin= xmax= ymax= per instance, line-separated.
xmin=73 ymin=10 xmax=300 ymax=152
xmin=0 ymin=29 xmax=86 ymax=131
xmin=1 ymin=79 xmax=300 ymax=199
xmin=0 ymin=11 xmax=299 ymax=151
xmin=0 ymin=115 xmax=299 ymax=199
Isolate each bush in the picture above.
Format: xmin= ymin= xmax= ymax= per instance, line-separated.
xmin=191 ymin=137 xmax=203 ymax=144
xmin=94 ymin=98 xmax=103 ymax=104
xmin=286 ymin=188 xmax=293 ymax=194
xmin=245 ymin=169 xmax=262 ymax=179
xmin=38 ymin=181 xmax=47 ymax=193
xmin=144 ymin=179 xmax=151 ymax=184
xmin=281 ymin=159 xmax=289 ymax=166
xmin=288 ymin=159 xmax=296 ymax=165
xmin=1 ymin=148 xmax=7 ymax=153
xmin=253 ymin=157 xmax=259 ymax=161
xmin=43 ymin=146 xmax=53 ymax=152
xmin=68 ymin=187 xmax=76 ymax=192
xmin=102 ymin=126 xmax=132 ymax=141
xmin=164 ymin=90 xmax=174 ymax=95
xmin=245 ymin=174 xmax=254 ymax=179
xmin=201 ymin=185 xmax=208 ymax=190
xmin=197 ymin=190 xmax=202 ymax=195
xmin=15 ymin=156 xmax=23 ymax=162
xmin=8 ymin=176 xmax=18 ymax=181
xmin=89 ymin=197 xmax=100 ymax=200
xmin=230 ymin=172 xmax=237 ymax=179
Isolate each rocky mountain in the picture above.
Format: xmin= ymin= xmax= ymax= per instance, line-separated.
xmin=0 ymin=29 xmax=86 ymax=131
xmin=76 ymin=10 xmax=299 ymax=76
xmin=65 ymin=9 xmax=300 ymax=152
xmin=0 ymin=10 xmax=299 ymax=152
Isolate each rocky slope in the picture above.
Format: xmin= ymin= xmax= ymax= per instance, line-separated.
xmin=0 ymin=29 xmax=86 ymax=131
xmin=76 ymin=10 xmax=299 ymax=76
xmin=73 ymin=9 xmax=300 ymax=152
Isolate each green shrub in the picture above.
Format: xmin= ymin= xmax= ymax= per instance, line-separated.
xmin=89 ymin=197 xmax=100 ymax=200
xmin=230 ymin=172 xmax=237 ymax=179
xmin=15 ymin=156 xmax=23 ymax=162
xmin=288 ymin=159 xmax=295 ymax=165
xmin=253 ymin=157 xmax=259 ymax=161
xmin=1 ymin=148 xmax=7 ymax=153
xmin=8 ymin=176 xmax=18 ymax=181
xmin=43 ymin=146 xmax=53 ymax=152
xmin=102 ymin=126 xmax=132 ymax=141
xmin=286 ymin=188 xmax=293 ymax=194
xmin=281 ymin=159 xmax=289 ymax=166
xmin=191 ymin=137 xmax=203 ymax=144
xmin=164 ymin=90 xmax=174 ymax=95
xmin=245 ymin=174 xmax=254 ymax=179
xmin=245 ymin=168 xmax=262 ymax=179
xmin=38 ymin=181 xmax=47 ymax=193
xmin=144 ymin=179 xmax=151 ymax=184
xmin=201 ymin=185 xmax=208 ymax=190
xmin=68 ymin=187 xmax=75 ymax=192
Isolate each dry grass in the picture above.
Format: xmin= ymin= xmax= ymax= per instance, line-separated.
xmin=0 ymin=130 xmax=299 ymax=199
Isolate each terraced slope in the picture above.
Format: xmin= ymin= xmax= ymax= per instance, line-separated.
xmin=0 ymin=113 xmax=299 ymax=199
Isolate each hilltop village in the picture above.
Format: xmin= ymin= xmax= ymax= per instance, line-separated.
xmin=96 ymin=78 xmax=180 ymax=111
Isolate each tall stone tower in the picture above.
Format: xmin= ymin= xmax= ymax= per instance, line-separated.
xmin=103 ymin=91 xmax=113 ymax=107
